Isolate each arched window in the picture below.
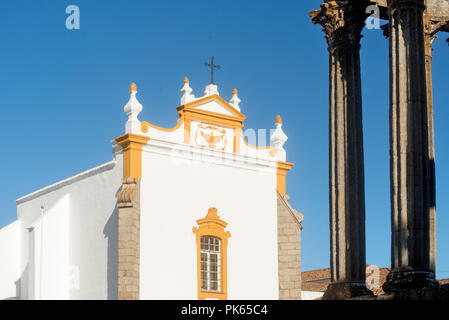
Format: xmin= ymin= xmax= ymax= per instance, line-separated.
xmin=193 ymin=208 xmax=231 ymax=300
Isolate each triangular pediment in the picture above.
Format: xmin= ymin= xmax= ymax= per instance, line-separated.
xmin=177 ymin=94 xmax=246 ymax=121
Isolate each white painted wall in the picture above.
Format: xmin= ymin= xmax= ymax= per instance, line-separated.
xmin=16 ymin=158 xmax=122 ymax=299
xmin=301 ymin=291 xmax=324 ymax=300
xmin=140 ymin=143 xmax=279 ymax=299
xmin=21 ymin=195 xmax=70 ymax=299
xmin=0 ymin=220 xmax=21 ymax=300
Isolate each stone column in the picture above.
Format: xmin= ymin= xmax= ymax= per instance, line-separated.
xmin=383 ymin=0 xmax=439 ymax=299
xmin=423 ymin=12 xmax=437 ymax=276
xmin=310 ymin=1 xmax=372 ymax=299
xmin=423 ymin=11 xmax=449 ymax=277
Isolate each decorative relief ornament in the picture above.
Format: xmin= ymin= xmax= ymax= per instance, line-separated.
xmin=195 ymin=124 xmax=227 ymax=151
xmin=309 ymin=0 xmax=364 ymax=49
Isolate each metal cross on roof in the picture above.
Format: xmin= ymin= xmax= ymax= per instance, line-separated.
xmin=204 ymin=56 xmax=221 ymax=84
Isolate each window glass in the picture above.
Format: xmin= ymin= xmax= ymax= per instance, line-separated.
xmin=200 ymin=236 xmax=221 ymax=292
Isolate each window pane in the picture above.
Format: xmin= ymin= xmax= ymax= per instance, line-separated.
xmin=199 ymin=236 xmax=222 ymax=292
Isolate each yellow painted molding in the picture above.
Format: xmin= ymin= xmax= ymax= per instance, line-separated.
xmin=115 ymin=133 xmax=150 ymax=179
xmin=192 ymin=207 xmax=231 ymax=300
xmin=141 ymin=117 xmax=184 ymax=133
xmin=184 ymin=117 xmax=192 ymax=144
xmin=235 ymin=129 xmax=276 ymax=156
xmin=277 ymin=161 xmax=294 ymax=196
xmin=178 ymin=94 xmax=246 ymax=120
xmin=242 ymin=136 xmax=273 ymax=150
xmin=233 ymin=128 xmax=241 ymax=154
xmin=177 ymin=106 xmax=245 ymax=129
xmin=176 ymin=95 xmax=245 ymax=149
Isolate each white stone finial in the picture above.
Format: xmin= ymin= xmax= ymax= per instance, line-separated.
xmin=204 ymin=83 xmax=219 ymax=96
xmin=124 ymin=83 xmax=143 ymax=133
xmin=229 ymin=88 xmax=241 ymax=112
xmin=270 ymin=115 xmax=288 ymax=161
xmin=180 ymin=77 xmax=196 ymax=104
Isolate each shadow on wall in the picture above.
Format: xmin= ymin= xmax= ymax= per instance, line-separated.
xmin=2 ymin=264 xmax=28 ymax=300
xmin=14 ymin=269 xmax=22 ymax=299
xmin=104 ymin=204 xmax=118 ymax=300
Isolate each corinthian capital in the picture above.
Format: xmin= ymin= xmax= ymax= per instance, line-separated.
xmin=423 ymin=10 xmax=449 ymax=56
xmin=309 ymin=1 xmax=365 ymax=49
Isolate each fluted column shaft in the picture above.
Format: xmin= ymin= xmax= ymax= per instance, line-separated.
xmin=423 ymin=13 xmax=437 ymax=275
xmin=328 ymin=24 xmax=366 ymax=285
xmin=310 ymin=2 xmax=372 ymax=299
xmin=384 ymin=0 xmax=438 ymax=295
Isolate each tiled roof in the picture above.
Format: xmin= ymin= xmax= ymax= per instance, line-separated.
xmin=302 ymin=265 xmax=449 ymax=298
xmin=301 ymin=268 xmax=332 ymax=292
xmin=301 ymin=265 xmax=390 ymax=296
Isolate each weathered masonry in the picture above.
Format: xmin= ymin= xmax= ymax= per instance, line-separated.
xmin=309 ymin=0 xmax=449 ymax=300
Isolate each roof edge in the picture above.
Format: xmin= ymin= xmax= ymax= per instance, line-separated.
xmin=277 ymin=190 xmax=304 ymax=229
xmin=16 ymin=160 xmax=117 ymax=205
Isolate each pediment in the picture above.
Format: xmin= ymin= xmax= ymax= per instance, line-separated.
xmin=177 ymin=94 xmax=246 ymax=121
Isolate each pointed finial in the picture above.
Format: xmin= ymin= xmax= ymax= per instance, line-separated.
xmin=275 ymin=115 xmax=282 ymax=125
xmin=181 ymin=76 xmax=195 ymax=104
xmin=229 ymin=88 xmax=241 ymax=112
xmin=124 ymin=83 xmax=143 ymax=133
xmin=271 ymin=114 xmax=288 ymax=161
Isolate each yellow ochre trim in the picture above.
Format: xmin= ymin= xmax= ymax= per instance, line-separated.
xmin=242 ymin=137 xmax=273 ymax=150
xmin=115 ymin=133 xmax=150 ymax=179
xmin=192 ymin=207 xmax=231 ymax=300
xmin=141 ymin=117 xmax=185 ymax=133
xmin=177 ymin=106 xmax=245 ymax=128
xmin=178 ymin=94 xmax=246 ymax=120
xmin=233 ymin=128 xmax=241 ymax=154
xmin=275 ymin=115 xmax=282 ymax=125
xmin=235 ymin=128 xmax=276 ymax=156
xmin=184 ymin=117 xmax=192 ymax=144
xmin=277 ymin=161 xmax=294 ymax=196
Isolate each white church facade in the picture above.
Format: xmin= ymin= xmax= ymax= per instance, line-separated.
xmin=0 ymin=79 xmax=303 ymax=300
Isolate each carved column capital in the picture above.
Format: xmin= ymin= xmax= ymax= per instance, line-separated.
xmin=423 ymin=14 xmax=447 ymax=57
xmin=309 ymin=1 xmax=365 ymax=51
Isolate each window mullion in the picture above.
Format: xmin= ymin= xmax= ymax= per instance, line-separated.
xmin=207 ymin=252 xmax=211 ymax=291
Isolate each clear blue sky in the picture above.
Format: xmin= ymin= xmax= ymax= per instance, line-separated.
xmin=0 ymin=1 xmax=448 ymax=278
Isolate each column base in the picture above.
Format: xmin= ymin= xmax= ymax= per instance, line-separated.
xmin=382 ymin=270 xmax=440 ymax=300
xmin=440 ymin=284 xmax=449 ymax=300
xmin=322 ymin=282 xmax=374 ymax=300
